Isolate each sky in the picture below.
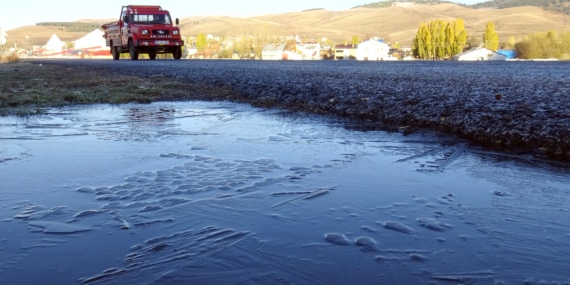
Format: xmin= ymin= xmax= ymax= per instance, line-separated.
xmin=0 ymin=0 xmax=484 ymax=31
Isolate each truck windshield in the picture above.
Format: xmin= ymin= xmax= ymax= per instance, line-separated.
xmin=131 ymin=14 xmax=171 ymax=24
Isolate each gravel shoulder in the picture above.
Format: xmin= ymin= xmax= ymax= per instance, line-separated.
xmin=2 ymin=59 xmax=569 ymax=162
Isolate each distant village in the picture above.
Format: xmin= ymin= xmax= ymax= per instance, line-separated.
xmin=1 ymin=28 xmax=515 ymax=61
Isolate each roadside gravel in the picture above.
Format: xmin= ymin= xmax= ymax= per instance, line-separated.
xmin=20 ymin=60 xmax=570 ymax=161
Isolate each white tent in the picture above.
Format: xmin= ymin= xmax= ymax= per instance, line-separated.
xmin=74 ymin=29 xmax=105 ymax=50
xmin=44 ymin=33 xmax=64 ymax=54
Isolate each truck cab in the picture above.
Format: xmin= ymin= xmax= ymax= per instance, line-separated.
xmin=102 ymin=5 xmax=184 ymax=60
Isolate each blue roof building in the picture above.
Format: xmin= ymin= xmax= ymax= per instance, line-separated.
xmin=497 ymin=49 xmax=516 ymax=59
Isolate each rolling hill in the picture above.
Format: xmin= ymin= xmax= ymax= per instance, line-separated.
xmin=5 ymin=19 xmax=113 ymax=50
xmin=180 ymin=3 xmax=570 ymax=44
xmin=471 ymin=0 xmax=570 ymax=14
xmin=4 ymin=3 xmax=570 ymax=50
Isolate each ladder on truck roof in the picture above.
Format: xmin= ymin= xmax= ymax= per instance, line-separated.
xmin=124 ymin=5 xmax=163 ymax=11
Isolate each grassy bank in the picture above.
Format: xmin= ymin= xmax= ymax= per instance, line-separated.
xmin=0 ymin=61 xmax=236 ymax=116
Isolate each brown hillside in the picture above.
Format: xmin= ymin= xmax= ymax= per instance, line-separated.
xmin=5 ymin=3 xmax=570 ymax=49
xmin=181 ymin=3 xmax=570 ymax=44
xmin=5 ymin=19 xmax=113 ymax=50
xmin=6 ymin=26 xmax=83 ymax=49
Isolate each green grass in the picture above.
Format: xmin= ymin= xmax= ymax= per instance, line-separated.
xmin=0 ymin=61 xmax=236 ymax=116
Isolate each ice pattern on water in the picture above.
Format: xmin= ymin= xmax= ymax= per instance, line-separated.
xmin=382 ymin=221 xmax=415 ymax=234
xmin=395 ymin=141 xmax=469 ymax=172
xmin=324 ymin=233 xmax=351 ymax=246
xmin=28 ymin=221 xmax=92 ymax=234
xmin=354 ymin=236 xmax=379 ymax=252
xmin=74 ymin=154 xmax=290 ymax=215
xmin=3 ymin=102 xmax=570 ymax=284
xmin=7 ymin=149 xmax=315 ymax=234
xmin=417 ymin=217 xmax=454 ymax=232
xmin=80 ymin=226 xmax=252 ymax=284
xmin=0 ymin=144 xmax=29 ymax=164
xmin=81 ymin=227 xmax=369 ymax=285
xmin=13 ymin=205 xmax=70 ymax=221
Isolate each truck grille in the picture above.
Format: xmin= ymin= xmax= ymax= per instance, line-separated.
xmin=152 ymin=30 xmax=171 ymax=38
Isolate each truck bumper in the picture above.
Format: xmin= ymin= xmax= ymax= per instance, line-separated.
xmin=137 ymin=40 xmax=184 ymax=47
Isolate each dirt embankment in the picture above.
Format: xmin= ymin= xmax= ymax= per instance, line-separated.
xmin=2 ymin=60 xmax=569 ymax=162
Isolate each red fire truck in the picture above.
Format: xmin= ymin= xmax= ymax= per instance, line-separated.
xmin=102 ymin=5 xmax=184 ymax=60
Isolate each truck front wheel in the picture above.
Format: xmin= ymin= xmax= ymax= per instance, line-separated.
xmin=128 ymin=40 xmax=139 ymax=60
xmin=172 ymin=47 xmax=182 ymax=60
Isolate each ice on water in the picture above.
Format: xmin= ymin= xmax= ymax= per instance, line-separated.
xmin=1 ymin=102 xmax=570 ymax=284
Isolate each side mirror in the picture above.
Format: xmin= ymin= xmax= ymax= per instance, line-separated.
xmin=123 ymin=16 xmax=128 ymax=23
xmin=176 ymin=18 xmax=179 ymax=25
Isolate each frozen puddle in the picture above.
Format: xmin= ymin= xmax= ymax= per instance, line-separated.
xmin=1 ymin=101 xmax=569 ymax=284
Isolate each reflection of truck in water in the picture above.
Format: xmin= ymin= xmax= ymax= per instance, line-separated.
xmin=102 ymin=5 xmax=184 ymax=60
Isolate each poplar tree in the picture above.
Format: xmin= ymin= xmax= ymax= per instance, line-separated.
xmin=427 ymin=21 xmax=438 ymax=58
xmin=413 ymin=23 xmax=432 ymax=59
xmin=351 ymin=35 xmax=360 ymax=46
xmin=546 ymin=30 xmax=561 ymax=58
xmin=452 ymin=18 xmax=467 ymax=54
xmin=445 ymin=22 xmax=455 ymax=57
xmin=196 ymin=33 xmax=208 ymax=52
xmin=435 ymin=20 xmax=446 ymax=59
xmin=483 ymin=22 xmax=499 ymax=51
xmin=412 ymin=32 xmax=420 ymax=58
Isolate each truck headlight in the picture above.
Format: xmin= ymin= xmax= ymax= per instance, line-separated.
xmin=173 ymin=30 xmax=179 ymax=35
xmin=142 ymin=30 xmax=149 ymax=35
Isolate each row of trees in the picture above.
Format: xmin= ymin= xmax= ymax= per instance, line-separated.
xmin=36 ymin=22 xmax=101 ymax=33
xmin=412 ymin=17 xmax=569 ymax=60
xmin=360 ymin=0 xmax=570 ymax=15
xmin=412 ymin=18 xmax=467 ymax=59
xmin=193 ymin=33 xmax=292 ymax=59
xmin=473 ymin=0 xmax=569 ymax=8
xmin=357 ymin=0 xmax=454 ymax=9
xmin=412 ymin=18 xmax=502 ymax=59
xmin=472 ymin=0 xmax=570 ymax=15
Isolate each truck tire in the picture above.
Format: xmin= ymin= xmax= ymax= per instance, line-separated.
xmin=172 ymin=47 xmax=182 ymax=60
xmin=128 ymin=40 xmax=139 ymax=60
xmin=148 ymin=50 xmax=157 ymax=60
xmin=111 ymin=44 xmax=120 ymax=60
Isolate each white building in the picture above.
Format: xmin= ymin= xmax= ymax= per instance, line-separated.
xmin=262 ymin=43 xmax=321 ymax=60
xmin=261 ymin=44 xmax=286 ymax=60
xmin=356 ymin=39 xmax=391 ymax=61
xmin=296 ymin=43 xmax=320 ymax=60
xmin=334 ymin=44 xmax=358 ymax=60
xmin=453 ymin=48 xmax=507 ymax=61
